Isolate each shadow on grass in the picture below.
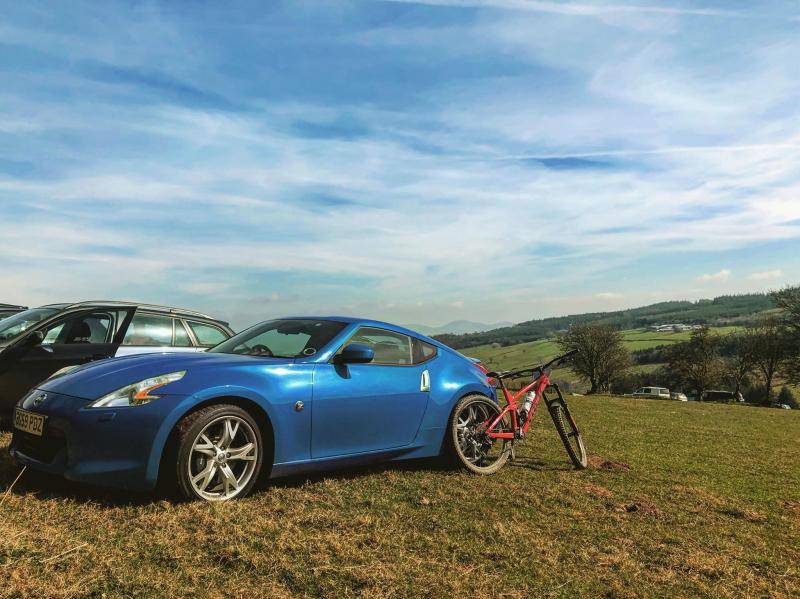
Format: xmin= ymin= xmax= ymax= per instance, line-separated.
xmin=0 ymin=445 xmax=460 ymax=507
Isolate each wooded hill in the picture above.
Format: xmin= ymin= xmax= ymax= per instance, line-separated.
xmin=435 ymin=293 xmax=775 ymax=350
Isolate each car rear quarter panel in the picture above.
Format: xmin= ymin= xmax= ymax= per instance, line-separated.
xmin=401 ymin=350 xmax=494 ymax=459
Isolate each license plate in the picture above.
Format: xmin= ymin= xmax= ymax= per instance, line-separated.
xmin=14 ymin=408 xmax=46 ymax=436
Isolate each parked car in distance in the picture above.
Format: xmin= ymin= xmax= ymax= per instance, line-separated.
xmin=10 ymin=317 xmax=494 ymax=501
xmin=670 ymin=392 xmax=688 ymax=401
xmin=632 ymin=387 xmax=671 ymax=399
xmin=0 ymin=303 xmax=27 ymax=320
xmin=702 ymin=390 xmax=744 ymax=402
xmin=0 ymin=301 xmax=234 ymax=418
xmin=770 ymin=403 xmax=792 ymax=410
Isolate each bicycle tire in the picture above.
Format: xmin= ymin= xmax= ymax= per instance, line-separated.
xmin=447 ymin=394 xmax=511 ymax=475
xmin=548 ymin=398 xmax=588 ymax=469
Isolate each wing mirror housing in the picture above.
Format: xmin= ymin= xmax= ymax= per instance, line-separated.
xmin=22 ymin=330 xmax=45 ymax=348
xmin=333 ymin=343 xmax=374 ymax=365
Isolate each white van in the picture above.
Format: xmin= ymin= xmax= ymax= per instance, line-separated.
xmin=632 ymin=387 xmax=671 ymax=399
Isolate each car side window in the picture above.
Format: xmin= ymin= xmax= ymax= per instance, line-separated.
xmin=174 ymin=320 xmax=193 ymax=347
xmin=41 ymin=322 xmax=67 ymax=345
xmin=123 ymin=314 xmax=173 ymax=346
xmin=44 ymin=312 xmax=113 ymax=345
xmin=187 ymin=321 xmax=228 ymax=348
xmin=342 ymin=327 xmax=414 ymax=366
xmin=412 ymin=339 xmax=438 ymax=364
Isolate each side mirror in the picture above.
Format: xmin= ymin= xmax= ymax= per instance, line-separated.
xmin=334 ymin=343 xmax=374 ymax=365
xmin=22 ymin=330 xmax=44 ymax=348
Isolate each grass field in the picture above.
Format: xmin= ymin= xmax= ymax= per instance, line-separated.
xmin=1 ymin=396 xmax=798 ymax=598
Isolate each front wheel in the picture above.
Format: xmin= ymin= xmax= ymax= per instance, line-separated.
xmin=447 ymin=394 xmax=511 ymax=475
xmin=175 ymin=404 xmax=264 ymax=501
xmin=548 ymin=398 xmax=587 ymax=469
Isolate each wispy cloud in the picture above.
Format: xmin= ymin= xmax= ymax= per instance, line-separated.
xmin=747 ymin=269 xmax=783 ymax=281
xmin=594 ymin=292 xmax=624 ymax=300
xmin=698 ymin=269 xmax=732 ymax=282
xmin=381 ymin=0 xmax=749 ymax=18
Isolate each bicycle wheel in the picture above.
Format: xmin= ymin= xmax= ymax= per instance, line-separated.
xmin=548 ymin=398 xmax=587 ymax=469
xmin=448 ymin=394 xmax=511 ymax=475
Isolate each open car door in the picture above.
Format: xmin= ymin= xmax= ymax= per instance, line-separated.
xmin=0 ymin=306 xmax=136 ymax=416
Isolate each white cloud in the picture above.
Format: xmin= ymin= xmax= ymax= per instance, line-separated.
xmin=594 ymin=292 xmax=624 ymax=300
xmin=747 ymin=269 xmax=783 ymax=281
xmin=697 ymin=269 xmax=732 ymax=282
xmin=382 ymin=0 xmax=747 ymax=19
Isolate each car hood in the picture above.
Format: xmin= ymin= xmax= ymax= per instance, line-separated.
xmin=39 ymin=352 xmax=297 ymax=400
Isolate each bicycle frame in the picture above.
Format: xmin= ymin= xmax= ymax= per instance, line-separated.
xmin=484 ymin=370 xmax=554 ymax=440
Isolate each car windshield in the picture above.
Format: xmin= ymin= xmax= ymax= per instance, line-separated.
xmin=0 ymin=307 xmax=60 ymax=342
xmin=209 ymin=319 xmax=348 ymax=358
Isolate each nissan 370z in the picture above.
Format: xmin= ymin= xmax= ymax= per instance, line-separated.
xmin=10 ymin=317 xmax=496 ymax=501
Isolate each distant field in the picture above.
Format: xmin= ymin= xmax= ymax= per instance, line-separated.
xmin=1 ymin=396 xmax=798 ymax=597
xmin=465 ymin=327 xmax=742 ymax=390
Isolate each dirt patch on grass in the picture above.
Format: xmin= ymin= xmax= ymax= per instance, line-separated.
xmin=779 ymin=499 xmax=800 ymax=511
xmin=582 ymin=484 xmax=614 ymax=499
xmin=620 ymin=501 xmax=664 ymax=518
xmin=587 ymin=454 xmax=631 ymax=471
xmin=718 ymin=508 xmax=767 ymax=523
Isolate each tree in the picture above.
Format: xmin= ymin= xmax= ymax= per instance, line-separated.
xmin=666 ymin=327 xmax=724 ymax=401
xmin=723 ymin=333 xmax=755 ymax=396
xmin=773 ymin=285 xmax=800 ymax=333
xmin=557 ymin=323 xmax=630 ymax=394
xmin=777 ymin=386 xmax=797 ymax=409
xmin=741 ymin=315 xmax=793 ymax=404
xmin=772 ymin=285 xmax=800 ymax=384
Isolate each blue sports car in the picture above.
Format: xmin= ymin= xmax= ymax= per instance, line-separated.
xmin=10 ymin=317 xmax=497 ymax=501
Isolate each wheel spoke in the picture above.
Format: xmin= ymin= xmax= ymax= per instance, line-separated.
xmin=193 ymin=434 xmax=217 ymax=457
xmin=228 ymin=442 xmax=256 ymax=462
xmin=219 ymin=463 xmax=239 ymax=494
xmin=220 ymin=419 xmax=239 ymax=449
xmin=192 ymin=462 xmax=217 ymax=491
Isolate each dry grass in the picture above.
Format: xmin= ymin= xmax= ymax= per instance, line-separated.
xmin=1 ymin=396 xmax=798 ymax=598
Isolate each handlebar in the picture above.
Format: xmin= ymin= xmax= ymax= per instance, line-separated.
xmin=486 ymin=349 xmax=578 ymax=381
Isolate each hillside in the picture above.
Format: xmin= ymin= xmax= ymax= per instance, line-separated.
xmin=464 ymin=327 xmax=736 ymax=390
xmin=2 ymin=398 xmax=798 ymax=597
xmin=404 ymin=320 xmax=514 ymax=336
xmin=436 ymin=293 xmax=774 ymax=350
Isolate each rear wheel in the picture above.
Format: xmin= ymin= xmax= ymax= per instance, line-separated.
xmin=548 ymin=398 xmax=587 ymax=469
xmin=448 ymin=394 xmax=511 ymax=475
xmin=175 ymin=404 xmax=263 ymax=501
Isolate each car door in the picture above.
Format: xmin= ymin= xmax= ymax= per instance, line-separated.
xmin=311 ymin=327 xmax=430 ymax=459
xmin=0 ymin=308 xmax=134 ymax=412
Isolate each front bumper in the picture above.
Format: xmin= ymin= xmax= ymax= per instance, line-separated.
xmin=9 ymin=390 xmax=177 ymax=492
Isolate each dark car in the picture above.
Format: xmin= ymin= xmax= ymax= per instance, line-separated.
xmin=0 ymin=301 xmax=234 ymax=419
xmin=702 ymin=390 xmax=744 ymax=402
xmin=0 ymin=304 xmax=26 ymax=321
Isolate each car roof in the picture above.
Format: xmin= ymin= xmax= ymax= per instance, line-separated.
xmin=37 ymin=301 xmax=230 ymax=327
xmin=0 ymin=303 xmax=27 ymax=310
xmin=277 ymin=316 xmax=456 ymax=353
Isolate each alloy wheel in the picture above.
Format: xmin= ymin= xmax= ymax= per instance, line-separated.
xmin=187 ymin=415 xmax=259 ymax=501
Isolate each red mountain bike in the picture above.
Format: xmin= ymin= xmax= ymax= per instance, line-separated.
xmin=448 ymin=350 xmax=587 ymax=474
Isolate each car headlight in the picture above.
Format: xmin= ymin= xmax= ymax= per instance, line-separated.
xmin=48 ymin=364 xmax=82 ymax=380
xmin=87 ymin=371 xmax=186 ymax=408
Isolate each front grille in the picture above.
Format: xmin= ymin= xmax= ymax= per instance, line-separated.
xmin=13 ymin=428 xmax=66 ymax=464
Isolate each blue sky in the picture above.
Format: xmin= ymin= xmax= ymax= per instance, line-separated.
xmin=1 ymin=1 xmax=799 ymax=329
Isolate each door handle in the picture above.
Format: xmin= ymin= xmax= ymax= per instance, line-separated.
xmin=420 ymin=370 xmax=431 ymax=392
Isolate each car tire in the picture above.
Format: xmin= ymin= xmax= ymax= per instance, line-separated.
xmin=175 ymin=404 xmax=263 ymax=502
